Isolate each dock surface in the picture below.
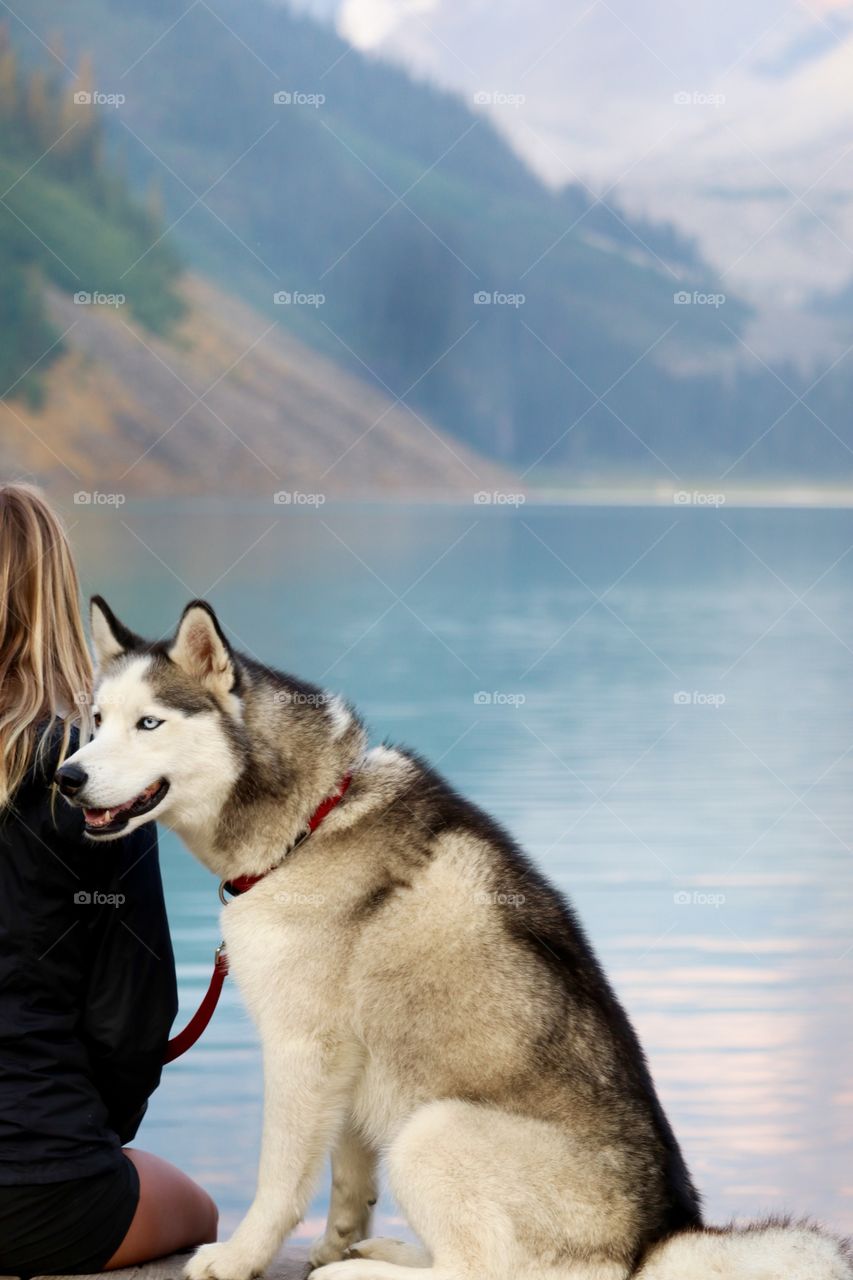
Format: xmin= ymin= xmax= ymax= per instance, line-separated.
xmin=2 ymin=1248 xmax=310 ymax=1280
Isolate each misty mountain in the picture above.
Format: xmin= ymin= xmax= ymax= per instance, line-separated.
xmin=14 ymin=0 xmax=758 ymax=479
xmin=11 ymin=0 xmax=853 ymax=483
xmin=312 ymin=0 xmax=853 ymax=365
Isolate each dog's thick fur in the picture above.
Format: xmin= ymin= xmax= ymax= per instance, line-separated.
xmin=60 ymin=599 xmax=852 ymax=1280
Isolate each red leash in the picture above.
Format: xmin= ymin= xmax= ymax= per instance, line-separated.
xmin=163 ymin=944 xmax=229 ymax=1064
xmin=164 ymin=773 xmax=353 ymax=1064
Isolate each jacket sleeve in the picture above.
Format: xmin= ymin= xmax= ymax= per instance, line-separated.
xmin=80 ymin=823 xmax=178 ymax=1145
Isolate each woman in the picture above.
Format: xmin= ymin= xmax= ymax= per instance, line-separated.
xmin=0 ymin=483 xmax=217 ymax=1274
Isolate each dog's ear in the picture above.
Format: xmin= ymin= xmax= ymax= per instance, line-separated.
xmin=169 ymin=601 xmax=236 ymax=699
xmin=90 ymin=596 xmax=142 ymax=667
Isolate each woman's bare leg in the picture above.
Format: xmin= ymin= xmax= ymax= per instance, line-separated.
xmin=105 ymin=1149 xmax=218 ymax=1269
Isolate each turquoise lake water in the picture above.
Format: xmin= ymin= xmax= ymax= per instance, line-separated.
xmin=70 ymin=500 xmax=853 ymax=1241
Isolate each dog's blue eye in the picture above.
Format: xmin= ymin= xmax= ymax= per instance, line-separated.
xmin=137 ymin=716 xmax=163 ymax=731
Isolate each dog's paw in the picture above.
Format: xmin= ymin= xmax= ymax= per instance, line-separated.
xmin=184 ymin=1240 xmax=266 ymax=1280
xmin=349 ymin=1238 xmax=430 ymax=1266
xmin=309 ymin=1236 xmax=350 ymax=1267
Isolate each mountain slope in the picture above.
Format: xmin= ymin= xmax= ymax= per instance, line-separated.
xmin=1 ymin=275 xmax=512 ymax=496
xmin=17 ymin=0 xmax=748 ymax=475
xmin=14 ymin=0 xmax=853 ymax=483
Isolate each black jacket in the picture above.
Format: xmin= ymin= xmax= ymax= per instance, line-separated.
xmin=0 ymin=727 xmax=177 ymax=1184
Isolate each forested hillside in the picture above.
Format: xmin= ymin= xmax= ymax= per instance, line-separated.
xmin=0 ymin=26 xmax=182 ymax=402
xmin=17 ymin=0 xmax=759 ymax=478
xmin=9 ymin=0 xmax=853 ymax=482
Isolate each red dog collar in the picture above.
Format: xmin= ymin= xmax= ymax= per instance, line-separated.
xmin=220 ymin=771 xmax=353 ymax=900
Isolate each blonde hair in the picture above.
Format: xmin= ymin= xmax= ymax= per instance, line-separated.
xmin=0 ymin=483 xmax=93 ymax=808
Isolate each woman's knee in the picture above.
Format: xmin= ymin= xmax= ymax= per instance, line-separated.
xmin=194 ymin=1183 xmax=219 ymax=1242
xmin=106 ymin=1149 xmax=218 ymax=1268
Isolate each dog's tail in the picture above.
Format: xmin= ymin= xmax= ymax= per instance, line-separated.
xmin=633 ymin=1216 xmax=853 ymax=1279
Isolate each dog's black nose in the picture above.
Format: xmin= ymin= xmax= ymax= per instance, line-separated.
xmin=55 ymin=763 xmax=88 ymax=798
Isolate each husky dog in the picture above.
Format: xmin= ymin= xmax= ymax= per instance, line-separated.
xmin=55 ymin=598 xmax=852 ymax=1280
